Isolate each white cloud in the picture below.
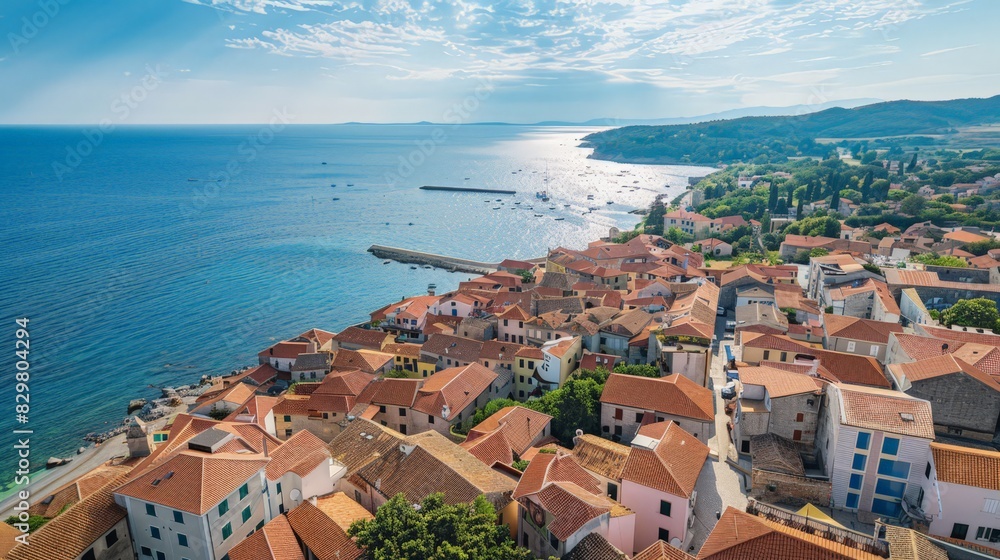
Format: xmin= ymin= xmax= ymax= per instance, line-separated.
xmin=920 ymin=44 xmax=977 ymax=57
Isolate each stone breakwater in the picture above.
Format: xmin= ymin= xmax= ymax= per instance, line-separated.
xmin=368 ymin=244 xmax=499 ymax=275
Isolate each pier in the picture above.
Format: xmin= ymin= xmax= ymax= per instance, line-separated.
xmin=420 ymin=186 xmax=517 ymax=195
xmin=368 ymin=245 xmax=499 ymax=274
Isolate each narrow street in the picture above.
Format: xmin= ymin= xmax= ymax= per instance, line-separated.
xmin=689 ymin=314 xmax=749 ymax=553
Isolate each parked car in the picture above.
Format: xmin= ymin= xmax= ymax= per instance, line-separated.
xmin=725 ymin=320 xmax=736 ymax=331
xmin=717 ymin=306 xmax=726 ymax=316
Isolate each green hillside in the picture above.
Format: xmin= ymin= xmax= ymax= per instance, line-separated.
xmin=583 ymin=95 xmax=1000 ymax=165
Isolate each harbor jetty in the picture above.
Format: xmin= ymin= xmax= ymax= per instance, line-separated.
xmin=368 ymin=245 xmax=498 ymax=274
xmin=420 ymin=186 xmax=516 ymax=194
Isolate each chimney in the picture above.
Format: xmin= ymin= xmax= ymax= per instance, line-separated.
xmin=263 ymin=436 xmax=269 ymax=458
xmin=309 ymin=496 xmax=317 ymax=505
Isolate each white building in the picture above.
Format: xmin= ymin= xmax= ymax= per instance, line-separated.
xmin=922 ymin=442 xmax=1000 ymax=551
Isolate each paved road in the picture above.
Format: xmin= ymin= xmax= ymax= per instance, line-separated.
xmin=0 ymin=434 xmax=128 ymax=517
xmin=689 ymin=315 xmax=748 ymax=554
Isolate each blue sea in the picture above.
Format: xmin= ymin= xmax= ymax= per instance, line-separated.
xmin=0 ymin=124 xmax=713 ymax=490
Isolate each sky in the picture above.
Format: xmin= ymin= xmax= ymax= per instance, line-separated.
xmin=1 ymin=0 xmax=997 ymax=124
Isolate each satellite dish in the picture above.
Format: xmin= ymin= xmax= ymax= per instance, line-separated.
xmin=290 ymin=489 xmax=302 ymax=504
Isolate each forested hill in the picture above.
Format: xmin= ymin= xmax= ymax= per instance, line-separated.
xmin=582 ymin=95 xmax=1000 ymax=165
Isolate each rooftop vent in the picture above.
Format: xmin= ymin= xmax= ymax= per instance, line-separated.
xmin=900 ymin=412 xmax=915 ymax=422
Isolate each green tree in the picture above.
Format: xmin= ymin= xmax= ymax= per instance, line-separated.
xmin=665 ymin=226 xmax=688 ymax=244
xmin=941 ymin=298 xmax=1000 ymax=331
xmin=768 ymin=183 xmax=779 ymax=210
xmin=900 ymin=194 xmax=925 ymax=216
xmin=612 ymin=364 xmax=661 ymax=378
xmin=809 ymin=248 xmax=829 ymax=258
xmin=518 ymin=270 xmax=535 ymax=284
xmin=963 ymin=239 xmax=1000 ymax=256
xmin=906 ymin=153 xmax=918 ymax=172
xmin=861 ymin=151 xmax=878 ymax=165
xmin=348 ymin=493 xmax=533 ymax=560
xmin=911 ymin=253 xmax=968 ymax=268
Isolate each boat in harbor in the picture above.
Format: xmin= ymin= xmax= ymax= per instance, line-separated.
xmin=534 ymin=213 xmax=543 ymax=217
xmin=493 ymin=207 xmax=501 ymax=210
xmin=554 ymin=217 xmax=565 ymax=221
xmin=606 ymin=201 xmax=613 ymax=204
xmin=332 ymin=197 xmax=340 ymax=201
xmin=383 ymin=260 xmax=391 ymax=264
xmin=410 ymin=266 xmax=417 ymax=270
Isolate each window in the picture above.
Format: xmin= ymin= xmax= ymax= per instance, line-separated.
xmin=152 ymin=433 xmax=167 ymax=442
xmin=549 ymin=532 xmax=560 ymax=551
xmin=256 ymin=520 xmax=265 ymax=530
xmin=614 ymin=425 xmax=622 ymax=436
xmin=780 ymin=352 xmax=787 ymax=361
xmin=222 ymin=522 xmax=233 ymax=540
xmin=983 ymin=499 xmax=1000 ymax=514
xmin=852 ymin=453 xmax=867 ymax=471
xmin=976 ymin=527 xmax=1000 ymax=543
xmin=869 ymin=346 xmax=880 ymax=357
xmin=876 ymin=479 xmax=907 ymax=499
xmin=659 ymin=500 xmax=672 ymax=517
xmin=658 ymin=528 xmax=670 ymax=542
xmin=322 ymin=412 xmax=329 ymax=419
xmin=877 ymin=459 xmax=910 ymax=479
xmin=763 ymin=350 xmax=770 ymax=360
xmin=519 ymin=359 xmax=525 ymax=368
xmin=871 ymin=498 xmax=902 ymax=518
xmin=613 ymin=408 xmax=623 ymax=420
xmin=951 ymin=523 xmax=969 ymax=540
xmin=855 ymin=432 xmax=870 ymax=450
xmin=793 ymin=430 xmax=802 ymax=441
xmin=399 ymin=408 xmax=407 ymax=417
xmin=81 ymin=549 xmax=96 ymax=560
xmin=849 ymin=474 xmax=863 ymax=490
xmin=173 ymin=510 xmax=184 ymax=524
xmin=239 ymin=483 xmax=249 ymax=500
xmin=881 ymin=437 xmax=900 ymax=456
xmin=519 ymin=390 xmax=524 ymax=398
xmin=428 ymin=415 xmax=435 ymax=424
xmin=242 ymin=506 xmax=252 ymax=523
xmin=218 ymin=499 xmax=229 ymax=516
xmin=149 ymin=526 xmax=163 ymax=540
xmin=399 ymin=424 xmax=407 ymax=435
xmin=141 ymin=546 xmax=152 ymax=557
xmin=284 ymin=429 xmax=292 ymax=437
xmin=276 ymin=482 xmax=282 ymax=494
xmin=741 ymin=440 xmax=751 ymax=454
xmin=178 ymin=534 xmax=189 ymax=547
xmin=607 ymin=483 xmax=617 ymax=501
xmin=157 ymin=552 xmax=165 ymax=560
xmin=146 ymin=503 xmax=156 ymax=517
xmin=379 ymin=405 xmax=386 ymax=414
xmin=795 ymin=413 xmax=804 ymax=422
xmin=105 ymin=529 xmax=119 ymax=547
xmin=636 ymin=412 xmax=644 ymax=423
xmin=846 ymin=341 xmax=857 ymax=352
xmin=846 ymin=493 xmax=860 ymax=509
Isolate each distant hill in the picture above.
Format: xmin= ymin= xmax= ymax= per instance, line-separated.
xmin=582 ymin=95 xmax=1000 ymax=165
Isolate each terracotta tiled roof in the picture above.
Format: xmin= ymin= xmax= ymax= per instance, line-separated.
xmin=286 ymin=500 xmax=363 ymax=560
xmin=381 ymin=342 xmax=422 ymax=359
xmin=356 ymin=430 xmax=516 ymax=509
xmin=498 ymin=304 xmax=533 ymax=321
xmin=888 ymin=354 xmax=1000 ymax=391
xmin=918 ymin=324 xmax=1000 ymax=345
xmin=741 ymin=333 xmax=889 ymax=388
xmin=837 ymin=384 xmax=935 ymax=439
xmin=260 ymin=341 xmax=311 ymax=360
xmin=228 ymin=514 xmax=305 ymax=560
xmin=930 ymin=442 xmax=1000 ymax=491
xmin=421 ymin=334 xmax=484 ymax=363
xmin=516 ymin=346 xmax=544 ymax=359
xmin=883 ymin=525 xmax=948 ymax=560
xmin=480 ymin=340 xmax=526 ymax=362
xmin=315 ymin=368 xmax=374 ymax=397
xmin=130 ymin=414 xmax=280 ymax=474
xmin=0 ymin=522 xmax=21 ymax=558
xmin=621 ymin=422 xmax=708 ymax=498
xmin=115 ymin=451 xmax=269 ymax=515
xmin=266 ymin=429 xmax=333 ymax=480
xmin=536 ymin=482 xmax=615 ymax=541
xmin=225 ymin=394 xmax=283 ymax=428
xmin=737 ymin=366 xmax=823 ymax=398
xmin=698 ymin=507 xmax=884 ymax=560
xmin=580 ymin=352 xmax=619 ymax=371
xmin=564 ymin=532 xmax=628 ymax=560
xmin=571 ymin=434 xmax=630 ymax=480
xmin=328 ymin=419 xmax=405 ymax=475
xmin=332 ymin=327 xmax=391 ymax=350
xmin=412 ymin=363 xmax=497 ymax=419
xmin=28 ymin=464 xmax=131 ymax=518
xmin=461 ymin=428 xmax=515 ymax=467
xmin=823 ymin=314 xmax=902 ymax=344
xmin=634 ymin=540 xmax=696 ymax=560
xmin=464 ymin=406 xmax=553 ymax=461
xmin=357 ymin=377 xmax=421 ymax=407
xmin=513 ymin=452 xmax=601 ymax=499
xmin=6 ymin=472 xmax=130 ymax=560
xmin=600 ymin=373 xmax=714 ymax=421
xmin=313 ymin=491 xmax=374 ymax=532
xmin=332 ymin=349 xmax=393 ymax=374
xmin=274 ymin=395 xmax=311 ymax=416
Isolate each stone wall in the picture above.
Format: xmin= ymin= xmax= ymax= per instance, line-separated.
xmin=751 ymin=469 xmax=832 ymax=507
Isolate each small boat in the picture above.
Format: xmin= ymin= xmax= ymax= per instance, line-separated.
xmin=408 ymin=222 xmax=414 ymax=226
xmin=549 ymin=207 xmax=556 ymax=210
xmin=606 ymin=201 xmax=613 ymax=204
xmin=633 ymin=180 xmax=639 ymax=184
xmin=332 ymin=197 xmax=340 ymax=201
xmin=554 ymin=217 xmax=565 ymax=221
xmin=464 ymin=177 xmax=470 ymax=180
xmin=330 ymin=184 xmax=336 ymax=187
xmin=514 ymin=201 xmax=521 ymax=205
xmin=586 ymin=194 xmax=595 ymax=199
xmin=534 ymin=214 xmax=543 ymax=217
xmin=423 ymin=265 xmax=432 ymax=269
xmin=383 ymin=261 xmax=391 ymax=265
xmin=347 ymin=183 xmax=354 ymax=186
xmin=321 ymin=162 xmax=327 ymax=165
xmin=493 ymin=207 xmax=501 ymax=210
xmin=495 ymin=199 xmax=502 ymax=202
xmin=410 ymin=266 xmax=417 ymax=270
xmin=187 ymin=178 xmax=198 ymax=182
xmin=564 ymin=204 xmax=570 ymax=207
